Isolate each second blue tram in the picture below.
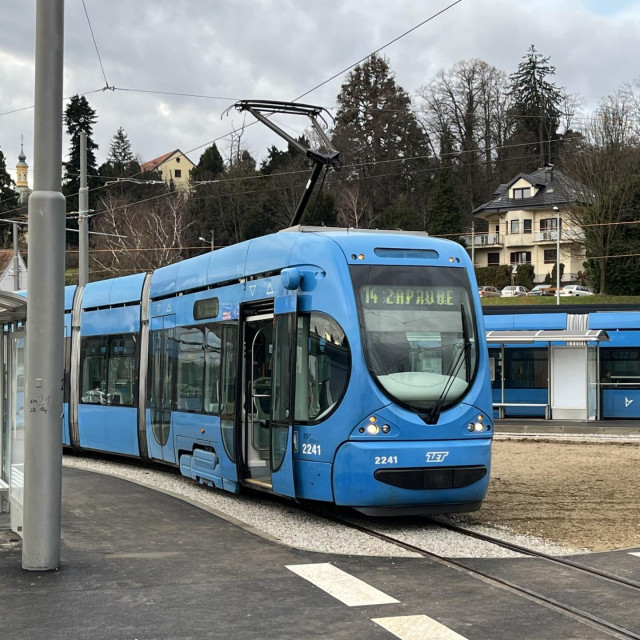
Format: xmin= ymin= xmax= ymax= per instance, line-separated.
xmin=63 ymin=227 xmax=493 ymax=514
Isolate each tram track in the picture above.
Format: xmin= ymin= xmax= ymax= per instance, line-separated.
xmin=308 ymin=507 xmax=640 ymax=640
xmin=427 ymin=517 xmax=640 ymax=591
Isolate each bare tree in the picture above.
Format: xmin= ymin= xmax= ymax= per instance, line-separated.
xmin=418 ymin=59 xmax=512 ymax=210
xmin=565 ymin=92 xmax=640 ymax=293
xmin=90 ymin=191 xmax=193 ymax=278
xmin=336 ymin=181 xmax=370 ymax=228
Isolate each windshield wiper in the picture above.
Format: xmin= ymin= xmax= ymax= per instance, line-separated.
xmin=425 ymin=304 xmax=471 ymax=425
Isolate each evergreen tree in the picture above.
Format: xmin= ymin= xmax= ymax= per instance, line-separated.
xmin=99 ymin=127 xmax=138 ymax=179
xmin=508 ymin=45 xmax=563 ymax=167
xmin=426 ymin=131 xmax=462 ymax=237
xmin=332 ymin=54 xmax=430 ymax=227
xmin=63 ymin=95 xmax=100 ymax=218
xmin=191 ymin=143 xmax=225 ymax=182
xmin=0 ymin=149 xmax=18 ymax=214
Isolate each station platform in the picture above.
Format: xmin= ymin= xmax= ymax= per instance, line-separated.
xmin=1 ymin=461 xmax=638 ymax=638
xmin=494 ymin=417 xmax=640 ymax=437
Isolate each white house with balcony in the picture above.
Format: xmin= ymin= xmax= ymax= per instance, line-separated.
xmin=461 ymin=165 xmax=587 ymax=283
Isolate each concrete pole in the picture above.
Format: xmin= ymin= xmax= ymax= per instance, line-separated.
xmin=471 ymin=220 xmax=475 ymax=267
xmin=554 ymin=206 xmax=560 ymax=306
xmin=22 ymin=0 xmax=66 ymax=571
xmin=78 ymin=131 xmax=89 ymax=286
xmin=13 ymin=222 xmax=20 ymax=291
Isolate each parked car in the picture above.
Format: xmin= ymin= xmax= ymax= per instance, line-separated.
xmin=528 ymin=285 xmax=554 ymax=296
xmin=478 ymin=286 xmax=501 ymax=298
xmin=501 ymin=285 xmax=529 ymax=297
xmin=560 ymin=284 xmax=594 ymax=296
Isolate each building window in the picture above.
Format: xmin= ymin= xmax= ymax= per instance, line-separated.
xmin=175 ymin=169 xmax=182 ymax=178
xmin=540 ymin=218 xmax=561 ymax=231
xmin=176 ymin=157 xmax=181 ymax=163
xmin=543 ymin=249 xmax=557 ymax=264
xmin=523 ymin=219 xmax=532 ymax=234
xmin=487 ymin=253 xmax=500 ymax=266
xmin=510 ymin=251 xmax=531 ymax=264
xmin=510 ymin=219 xmax=520 ymax=234
xmin=513 ymin=187 xmax=531 ymax=199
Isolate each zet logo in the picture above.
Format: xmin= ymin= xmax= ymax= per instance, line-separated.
xmin=625 ymin=397 xmax=634 ymax=408
xmin=426 ymin=451 xmax=449 ymax=463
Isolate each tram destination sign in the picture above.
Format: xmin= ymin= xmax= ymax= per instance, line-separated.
xmin=361 ymin=285 xmax=461 ymax=308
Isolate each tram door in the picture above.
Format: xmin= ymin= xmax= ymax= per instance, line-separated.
xmin=147 ymin=314 xmax=177 ymax=463
xmin=240 ymin=297 xmax=296 ymax=497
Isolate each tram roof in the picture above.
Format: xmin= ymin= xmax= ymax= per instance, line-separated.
xmin=485 ymin=329 xmax=609 ymax=343
xmin=0 ymin=290 xmax=27 ymax=324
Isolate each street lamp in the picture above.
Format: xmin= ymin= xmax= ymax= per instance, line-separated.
xmin=553 ymin=206 xmax=560 ymax=306
xmin=198 ymin=229 xmax=214 ymax=251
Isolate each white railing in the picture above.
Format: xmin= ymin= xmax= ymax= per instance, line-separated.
xmin=459 ymin=233 xmax=501 ymax=247
xmin=534 ymin=229 xmax=585 ymax=243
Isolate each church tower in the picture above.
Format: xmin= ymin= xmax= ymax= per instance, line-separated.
xmin=16 ymin=138 xmax=31 ymax=204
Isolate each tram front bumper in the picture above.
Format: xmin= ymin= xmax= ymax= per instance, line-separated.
xmin=332 ymin=438 xmax=491 ymax=510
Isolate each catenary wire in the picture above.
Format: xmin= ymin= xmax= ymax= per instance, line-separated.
xmin=81 ymin=0 xmax=111 ymax=89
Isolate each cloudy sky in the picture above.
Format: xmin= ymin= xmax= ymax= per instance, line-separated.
xmin=2 ymin=0 xmax=640 ymax=184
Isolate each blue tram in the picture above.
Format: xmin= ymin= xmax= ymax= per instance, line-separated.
xmin=62 ymin=227 xmax=493 ymax=515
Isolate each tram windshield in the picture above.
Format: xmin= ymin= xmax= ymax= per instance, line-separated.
xmin=351 ymin=265 xmax=478 ymax=415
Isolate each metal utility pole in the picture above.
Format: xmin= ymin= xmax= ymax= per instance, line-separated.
xmin=78 ymin=131 xmax=89 ymax=286
xmin=13 ymin=222 xmax=20 ymax=291
xmin=471 ymin=220 xmax=475 ymax=267
xmin=22 ymin=0 xmax=66 ymax=571
xmin=554 ymin=206 xmax=560 ymax=306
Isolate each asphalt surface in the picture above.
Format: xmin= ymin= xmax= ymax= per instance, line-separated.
xmin=1 ymin=420 xmax=639 ymax=639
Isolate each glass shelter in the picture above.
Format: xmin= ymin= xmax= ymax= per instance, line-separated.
xmin=0 ymin=292 xmax=27 ymax=535
xmin=486 ymin=328 xmax=609 ymax=420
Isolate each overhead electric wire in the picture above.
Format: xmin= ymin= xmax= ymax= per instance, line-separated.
xmin=81 ymin=0 xmax=111 ymax=89
xmin=293 ymin=0 xmax=463 ymax=102
xmin=112 ymin=87 xmax=239 ymax=101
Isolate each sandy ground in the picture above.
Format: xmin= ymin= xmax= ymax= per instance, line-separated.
xmin=459 ymin=438 xmax=640 ymax=552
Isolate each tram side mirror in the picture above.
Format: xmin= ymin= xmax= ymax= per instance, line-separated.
xmin=281 ymin=267 xmax=302 ymax=290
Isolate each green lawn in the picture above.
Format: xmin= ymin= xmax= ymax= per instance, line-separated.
xmin=482 ymin=295 xmax=640 ymax=306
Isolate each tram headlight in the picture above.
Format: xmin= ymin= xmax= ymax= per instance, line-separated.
xmin=468 ymin=421 xmax=486 ymax=432
xmin=366 ymin=423 xmax=380 ymax=435
xmin=474 ymin=422 xmax=484 ymax=432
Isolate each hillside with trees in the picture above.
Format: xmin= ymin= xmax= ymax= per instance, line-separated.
xmin=4 ymin=47 xmax=638 ymax=293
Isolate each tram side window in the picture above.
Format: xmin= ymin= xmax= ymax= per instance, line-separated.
xmin=295 ymin=313 xmax=351 ymax=423
xmin=204 ymin=325 xmax=222 ymax=414
xmin=220 ymin=324 xmax=237 ymax=419
xmin=81 ymin=337 xmax=108 ymax=404
xmin=81 ymin=335 xmax=137 ymax=406
xmin=504 ymin=348 xmax=547 ymax=389
xmin=176 ymin=327 xmax=204 ymax=412
xmin=107 ymin=336 xmax=136 ymax=406
xmin=600 ymin=349 xmax=640 ymax=383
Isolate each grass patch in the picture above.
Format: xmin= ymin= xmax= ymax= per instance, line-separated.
xmin=482 ymin=295 xmax=640 ymax=306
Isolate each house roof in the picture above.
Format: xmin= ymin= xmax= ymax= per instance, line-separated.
xmin=473 ymin=165 xmax=589 ymax=217
xmin=0 ymin=250 xmax=20 ymax=273
xmin=140 ymin=149 xmax=194 ymax=173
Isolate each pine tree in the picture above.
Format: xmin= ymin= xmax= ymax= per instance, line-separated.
xmin=108 ymin=128 xmax=134 ymax=167
xmin=508 ymin=45 xmax=563 ymax=166
xmin=63 ymin=95 xmax=100 ymax=214
xmin=332 ymin=54 xmax=430 ymax=227
xmin=0 ymin=149 xmax=18 ymax=214
xmin=191 ymin=143 xmax=225 ymax=182
xmin=99 ymin=127 xmax=139 ymax=179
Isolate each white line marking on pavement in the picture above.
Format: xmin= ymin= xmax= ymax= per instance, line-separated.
xmin=286 ymin=563 xmax=399 ymax=607
xmin=372 ymin=615 xmax=469 ymax=640
xmin=629 ymin=552 xmax=640 ymax=558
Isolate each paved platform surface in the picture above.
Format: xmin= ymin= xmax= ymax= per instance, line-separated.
xmin=494 ymin=417 xmax=640 ymax=436
xmin=1 ymin=467 xmax=639 ymax=639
